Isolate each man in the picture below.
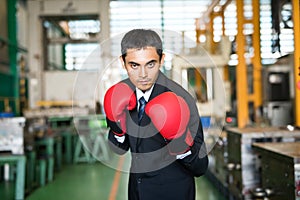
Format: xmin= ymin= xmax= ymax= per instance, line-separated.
xmin=104 ymin=29 xmax=208 ymax=200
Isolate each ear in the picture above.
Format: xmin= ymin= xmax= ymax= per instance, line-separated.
xmin=119 ymin=56 xmax=126 ymax=69
xmin=159 ymin=53 xmax=165 ymax=68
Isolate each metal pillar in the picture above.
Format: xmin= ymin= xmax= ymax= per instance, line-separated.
xmin=235 ymin=0 xmax=262 ymax=127
xmin=7 ymin=0 xmax=19 ymax=115
xmin=236 ymin=0 xmax=249 ymax=127
xmin=251 ymin=0 xmax=262 ymax=118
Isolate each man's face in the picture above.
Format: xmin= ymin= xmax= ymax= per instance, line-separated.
xmin=121 ymin=47 xmax=164 ymax=91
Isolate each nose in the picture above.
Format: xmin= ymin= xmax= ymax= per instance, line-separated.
xmin=139 ymin=66 xmax=147 ymax=78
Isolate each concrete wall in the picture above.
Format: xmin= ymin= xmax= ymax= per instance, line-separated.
xmin=27 ymin=0 xmax=110 ymax=108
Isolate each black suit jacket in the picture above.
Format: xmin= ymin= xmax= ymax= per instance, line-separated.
xmin=108 ymin=72 xmax=208 ymax=200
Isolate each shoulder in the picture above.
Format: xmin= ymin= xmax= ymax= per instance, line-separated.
xmin=120 ymin=78 xmax=135 ymax=90
xmin=157 ymin=72 xmax=196 ymax=103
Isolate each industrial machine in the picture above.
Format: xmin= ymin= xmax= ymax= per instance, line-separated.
xmin=226 ymin=127 xmax=300 ymax=200
xmin=263 ymin=56 xmax=294 ymax=126
xmin=0 ymin=117 xmax=26 ymax=154
xmin=252 ymin=142 xmax=300 ymax=200
xmin=207 ymin=131 xmax=229 ymax=197
xmin=172 ymin=36 xmax=231 ymax=120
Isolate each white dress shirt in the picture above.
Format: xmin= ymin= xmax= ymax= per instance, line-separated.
xmin=135 ymin=85 xmax=154 ymax=109
xmin=114 ymin=85 xmax=154 ymax=143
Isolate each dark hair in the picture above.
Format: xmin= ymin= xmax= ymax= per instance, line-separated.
xmin=121 ymin=29 xmax=163 ymax=61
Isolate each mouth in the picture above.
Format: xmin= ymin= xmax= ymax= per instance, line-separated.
xmin=138 ymin=80 xmax=150 ymax=85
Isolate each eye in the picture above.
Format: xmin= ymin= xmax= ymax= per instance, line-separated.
xmin=130 ymin=63 xmax=138 ymax=69
xmin=147 ymin=61 xmax=156 ymax=68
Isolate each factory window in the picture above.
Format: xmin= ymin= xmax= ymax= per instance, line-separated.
xmin=224 ymin=3 xmax=237 ymax=37
xmin=223 ymin=0 xmax=294 ymax=65
xmin=64 ymin=19 xmax=101 ymax=70
xmin=68 ymin=20 xmax=100 ymax=39
xmin=109 ymin=0 xmax=294 ymax=66
xmin=109 ymin=0 xmax=212 ymax=57
xmin=65 ymin=43 xmax=99 ymax=70
xmin=260 ymin=0 xmax=294 ymax=63
xmin=43 ymin=17 xmax=101 ymax=71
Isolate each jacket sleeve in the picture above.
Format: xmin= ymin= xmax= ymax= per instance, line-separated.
xmin=178 ymin=120 xmax=209 ymax=177
xmin=108 ymin=130 xmax=130 ymax=155
xmin=178 ymin=96 xmax=209 ymax=177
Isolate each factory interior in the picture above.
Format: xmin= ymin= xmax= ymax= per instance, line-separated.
xmin=0 ymin=0 xmax=300 ymax=199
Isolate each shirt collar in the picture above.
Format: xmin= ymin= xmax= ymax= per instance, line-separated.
xmin=136 ymin=84 xmax=154 ymax=103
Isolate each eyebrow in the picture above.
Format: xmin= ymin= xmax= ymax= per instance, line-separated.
xmin=127 ymin=60 xmax=157 ymax=66
xmin=146 ymin=60 xmax=157 ymax=65
xmin=128 ymin=61 xmax=140 ymax=66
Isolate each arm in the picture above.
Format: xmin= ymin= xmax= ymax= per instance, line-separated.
xmin=147 ymin=88 xmax=208 ymax=176
xmin=104 ymin=82 xmax=136 ymax=155
xmin=178 ymin=119 xmax=208 ymax=177
xmin=108 ymin=129 xmax=130 ymax=155
xmin=177 ymin=94 xmax=208 ymax=177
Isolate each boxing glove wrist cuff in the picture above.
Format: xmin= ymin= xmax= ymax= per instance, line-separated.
xmin=176 ymin=150 xmax=192 ymax=159
xmin=114 ymin=135 xmax=126 ymax=143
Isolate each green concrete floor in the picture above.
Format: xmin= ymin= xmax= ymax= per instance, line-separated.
xmin=1 ymin=163 xmax=226 ymax=200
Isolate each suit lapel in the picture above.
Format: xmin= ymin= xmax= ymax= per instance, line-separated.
xmin=127 ymin=72 xmax=171 ymax=150
xmin=148 ymin=72 xmax=170 ymax=101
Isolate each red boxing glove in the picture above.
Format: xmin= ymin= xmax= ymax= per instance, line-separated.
xmin=104 ymin=82 xmax=136 ymax=136
xmin=145 ymin=92 xmax=189 ymax=139
xmin=145 ymin=92 xmax=193 ymax=154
